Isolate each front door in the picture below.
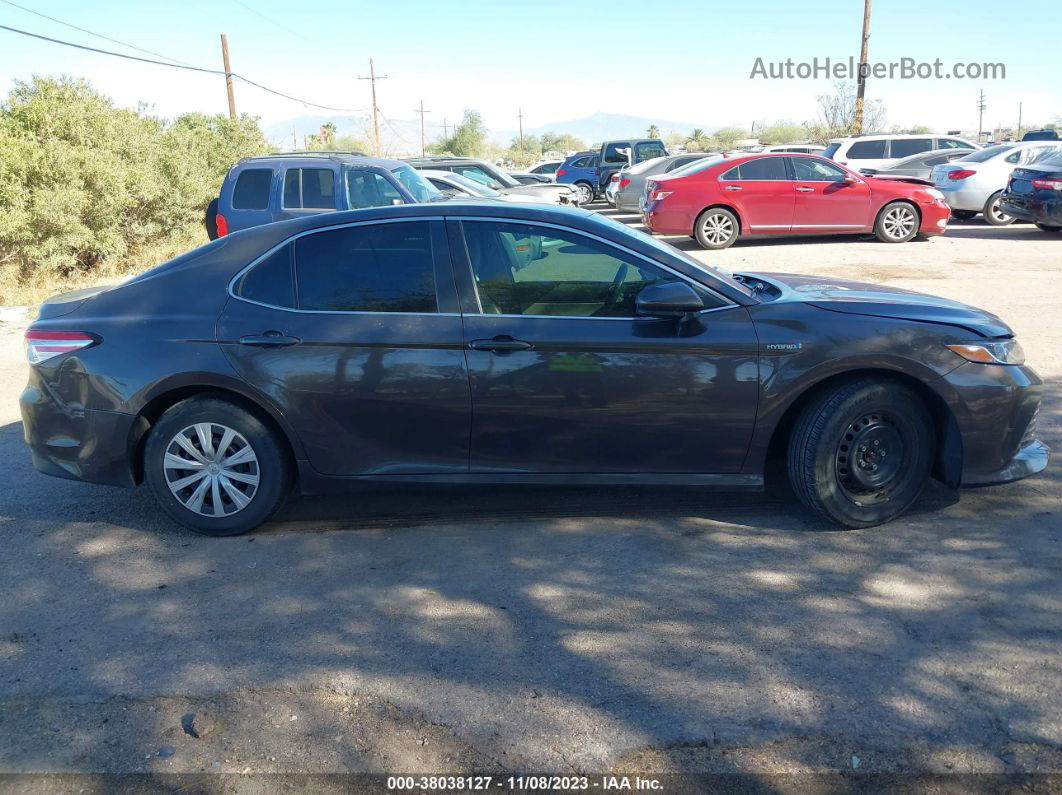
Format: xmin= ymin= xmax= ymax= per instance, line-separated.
xmin=218 ymin=218 xmax=471 ymax=476
xmin=448 ymin=219 xmax=760 ymax=474
xmin=789 ymin=156 xmax=872 ymax=231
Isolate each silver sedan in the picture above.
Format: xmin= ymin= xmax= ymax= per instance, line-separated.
xmin=613 ymin=153 xmax=717 ymax=213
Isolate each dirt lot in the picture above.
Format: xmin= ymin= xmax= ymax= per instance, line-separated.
xmin=0 ymin=211 xmax=1059 ymax=787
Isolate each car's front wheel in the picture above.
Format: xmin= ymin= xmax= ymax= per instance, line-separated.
xmin=874 ymin=201 xmax=920 ymax=243
xmin=983 ymin=191 xmax=1015 ymax=226
xmin=787 ymin=379 xmax=934 ymax=528
xmin=144 ymin=397 xmax=292 ymax=536
xmin=694 ymin=208 xmax=739 ymax=249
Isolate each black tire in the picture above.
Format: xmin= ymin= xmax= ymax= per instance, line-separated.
xmin=982 ymin=191 xmax=1015 ymax=226
xmin=144 ymin=397 xmax=292 ymax=536
xmin=693 ymin=207 xmax=739 ymax=249
xmin=951 ymin=209 xmax=977 ymax=221
xmin=874 ymin=201 xmax=920 ymax=243
xmin=204 ymin=198 xmax=220 ymax=241
xmin=574 ymin=182 xmax=595 ymax=205
xmin=787 ymin=379 xmax=934 ymax=528
xmin=1035 ymin=222 xmax=1062 ymax=232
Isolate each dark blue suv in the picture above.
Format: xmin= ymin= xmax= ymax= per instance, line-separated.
xmin=555 ymin=151 xmax=600 ymax=205
xmin=206 ymin=152 xmax=443 ymax=238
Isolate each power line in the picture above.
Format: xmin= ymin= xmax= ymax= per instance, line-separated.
xmin=0 ymin=22 xmax=366 ymax=113
xmin=0 ymin=0 xmax=196 ymax=67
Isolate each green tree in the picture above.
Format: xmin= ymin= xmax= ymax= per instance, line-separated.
xmin=647 ymin=124 xmax=660 ymax=139
xmin=429 ymin=109 xmax=488 ymax=157
xmin=756 ymin=121 xmax=806 ymax=145
xmin=540 ymin=131 xmax=586 ymax=154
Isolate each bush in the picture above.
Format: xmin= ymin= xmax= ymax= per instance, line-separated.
xmin=0 ymin=76 xmax=270 ymax=304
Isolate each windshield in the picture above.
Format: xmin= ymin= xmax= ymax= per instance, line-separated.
xmin=443 ymin=172 xmax=502 ymax=197
xmin=958 ymin=144 xmax=1015 ymax=163
xmin=1036 ymin=149 xmax=1062 ymax=167
xmin=390 ymin=165 xmax=443 ymax=202
xmin=822 ymin=142 xmax=841 ymax=159
xmin=591 ymin=213 xmax=754 ymax=298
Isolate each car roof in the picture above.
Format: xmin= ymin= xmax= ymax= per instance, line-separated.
xmin=237 ymin=152 xmax=406 ymax=169
xmin=404 ymin=156 xmax=491 ymax=166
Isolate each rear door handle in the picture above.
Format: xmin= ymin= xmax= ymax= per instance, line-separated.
xmin=795 ymin=186 xmax=814 ymax=193
xmin=724 ymin=185 xmax=743 ymax=191
xmin=469 ymin=336 xmax=533 ymax=353
xmin=238 ymin=331 xmax=302 ymax=347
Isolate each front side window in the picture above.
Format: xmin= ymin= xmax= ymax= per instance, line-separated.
xmin=294 ymin=221 xmax=436 ymax=313
xmin=346 ymin=170 xmax=404 ymax=208
xmin=845 ymin=139 xmax=888 ymax=159
xmin=791 ymin=157 xmax=847 ymax=182
xmin=282 ymin=168 xmax=337 ymax=210
xmin=232 ymin=168 xmax=273 ymax=210
xmin=462 ymin=221 xmax=711 ymax=318
xmin=452 ymin=165 xmax=503 ymax=190
xmin=889 ymin=138 xmax=933 ymax=158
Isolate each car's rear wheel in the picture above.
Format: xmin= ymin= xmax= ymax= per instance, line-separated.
xmin=951 ymin=209 xmax=977 ymax=221
xmin=1035 ymin=222 xmax=1062 ymax=232
xmin=787 ymin=379 xmax=934 ymax=528
xmin=694 ymin=208 xmax=739 ymax=249
xmin=204 ymin=198 xmax=219 ymax=241
xmin=144 ymin=397 xmax=292 ymax=536
xmin=983 ymin=191 xmax=1015 ymax=226
xmin=574 ymin=182 xmax=594 ymax=205
xmin=874 ymin=201 xmax=920 ymax=243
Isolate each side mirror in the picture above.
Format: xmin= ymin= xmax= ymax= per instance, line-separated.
xmin=844 ymin=174 xmax=860 ymax=184
xmin=635 ymin=281 xmax=705 ymax=319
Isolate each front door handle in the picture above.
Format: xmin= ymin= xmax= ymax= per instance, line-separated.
xmin=469 ymin=335 xmax=533 ymax=353
xmin=238 ymin=331 xmax=302 ymax=347
xmin=795 ymin=186 xmax=814 ymax=193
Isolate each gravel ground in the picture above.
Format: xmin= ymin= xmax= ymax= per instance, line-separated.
xmin=0 ymin=211 xmax=1059 ymax=784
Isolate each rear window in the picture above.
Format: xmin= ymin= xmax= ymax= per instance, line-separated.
xmin=232 ymin=168 xmax=273 ymax=210
xmin=234 ymin=244 xmax=294 ymax=308
xmin=294 ymin=221 xmax=436 ymax=313
xmin=635 ymin=141 xmax=667 ymax=161
xmin=845 ymin=140 xmax=888 ymax=159
xmin=282 ymin=168 xmax=336 ymax=209
xmin=958 ymin=144 xmax=1016 ymax=163
xmin=889 ymin=138 xmax=933 ymax=158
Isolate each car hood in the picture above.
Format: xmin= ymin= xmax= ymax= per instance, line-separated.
xmin=748 ymin=272 xmax=1013 ymax=337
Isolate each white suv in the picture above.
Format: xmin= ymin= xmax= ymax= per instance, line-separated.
xmin=824 ymin=134 xmax=979 ymax=171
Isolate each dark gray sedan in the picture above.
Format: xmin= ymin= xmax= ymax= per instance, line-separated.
xmin=614 ymin=153 xmax=717 ymax=212
xmin=21 ymin=202 xmax=1047 ymax=535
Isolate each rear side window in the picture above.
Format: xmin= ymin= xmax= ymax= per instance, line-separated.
xmin=845 ymin=139 xmax=888 ymax=159
xmin=234 ymin=244 xmax=294 ymax=308
xmin=723 ymin=157 xmax=788 ymax=180
xmin=294 ymin=221 xmax=436 ymax=313
xmin=889 ymin=138 xmax=932 ymax=158
xmin=571 ymin=156 xmax=593 ymax=168
xmin=282 ymin=168 xmax=336 ymax=209
xmin=232 ymin=169 xmax=273 ymax=210
xmin=936 ymin=138 xmax=972 ymax=149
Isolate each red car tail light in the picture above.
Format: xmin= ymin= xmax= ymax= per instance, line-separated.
xmin=555 ymin=169 xmax=567 ymax=178
xmin=619 ymin=177 xmax=631 ymax=188
xmin=216 ymin=213 xmax=229 ymax=237
xmin=610 ymin=174 xmax=619 ymax=183
xmin=1032 ymin=177 xmax=1062 ymax=191
xmin=650 ymin=190 xmax=673 ymax=202
xmin=25 ymin=330 xmax=96 ymax=364
xmin=948 ymin=170 xmax=976 ymax=181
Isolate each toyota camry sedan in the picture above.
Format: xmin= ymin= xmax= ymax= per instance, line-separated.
xmin=642 ymin=153 xmax=952 ymax=249
xmin=21 ymin=202 xmax=1047 ymax=535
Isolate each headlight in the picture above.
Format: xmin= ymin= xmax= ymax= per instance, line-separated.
xmin=946 ymin=339 xmax=1025 ymax=365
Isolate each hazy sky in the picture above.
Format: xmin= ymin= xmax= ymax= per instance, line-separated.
xmin=0 ymin=0 xmax=1058 ymax=134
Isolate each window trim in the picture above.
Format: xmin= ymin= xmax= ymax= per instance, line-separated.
xmin=454 ymin=217 xmax=735 ymax=320
xmin=227 ymin=216 xmax=456 ymax=316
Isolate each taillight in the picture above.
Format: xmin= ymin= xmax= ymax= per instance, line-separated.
xmin=1032 ymin=178 xmax=1062 ymax=191
xmin=948 ymin=170 xmax=976 ymax=181
xmin=216 ymin=212 xmax=229 ymax=237
xmin=25 ymin=331 xmax=96 ymax=364
xmin=619 ymin=177 xmax=631 ymax=188
xmin=555 ymin=169 xmax=567 ymax=178
xmin=650 ymin=190 xmax=673 ymax=202
xmin=610 ymin=174 xmax=619 ymax=183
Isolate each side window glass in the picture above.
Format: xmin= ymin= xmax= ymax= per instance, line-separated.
xmin=889 ymin=138 xmax=932 ymax=158
xmin=282 ymin=168 xmax=337 ymax=209
xmin=720 ymin=165 xmax=741 ymax=180
xmin=603 ymin=144 xmax=629 ymax=164
xmin=735 ymin=157 xmax=787 ymax=180
xmin=845 ymin=139 xmax=888 ymax=159
xmin=294 ymin=222 xmax=436 ymax=313
xmin=454 ymin=166 xmax=501 ymax=189
xmin=235 ymin=244 xmax=294 ymax=308
xmin=461 ymin=221 xmax=709 ymax=318
xmin=635 ymin=142 xmax=666 ymax=161
xmin=346 ymin=171 xmax=403 ymax=208
xmin=232 ymin=168 xmax=273 ymax=210
xmin=791 ymin=157 xmax=847 ymax=182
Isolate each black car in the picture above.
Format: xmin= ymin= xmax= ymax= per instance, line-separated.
xmin=999 ymin=149 xmax=1062 ymax=232
xmin=21 ymin=203 xmax=1048 ymax=535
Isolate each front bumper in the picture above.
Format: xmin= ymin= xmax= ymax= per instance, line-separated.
xmin=963 ymin=439 xmax=1050 ymax=486
xmin=20 ymin=379 xmax=138 ymax=487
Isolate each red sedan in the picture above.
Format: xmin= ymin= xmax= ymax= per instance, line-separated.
xmin=642 ymin=153 xmax=952 ymax=249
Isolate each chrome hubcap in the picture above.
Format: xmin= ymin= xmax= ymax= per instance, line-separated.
xmin=164 ymin=422 xmax=260 ymax=517
xmin=882 ymin=207 xmax=916 ymax=239
xmin=577 ymin=184 xmax=593 ymax=204
xmin=702 ymin=213 xmax=734 ymax=245
xmin=989 ymin=199 xmax=1011 ymax=223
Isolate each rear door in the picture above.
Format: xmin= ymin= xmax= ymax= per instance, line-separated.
xmin=790 ymin=156 xmax=872 ymax=231
xmin=718 ymin=156 xmax=794 ymax=234
xmin=218 ymin=218 xmax=471 ymax=476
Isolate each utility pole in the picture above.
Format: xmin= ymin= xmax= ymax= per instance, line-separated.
xmin=1017 ymin=102 xmax=1023 ymax=137
xmin=414 ymin=99 xmax=431 ymax=157
xmin=358 ymin=59 xmax=388 ymax=155
xmin=518 ymin=107 xmax=525 ymax=152
xmin=220 ymin=33 xmax=236 ymax=120
xmin=853 ymin=0 xmax=871 ymax=134
xmin=977 ymin=89 xmax=987 ymax=142
xmin=442 ymin=118 xmax=450 ymax=139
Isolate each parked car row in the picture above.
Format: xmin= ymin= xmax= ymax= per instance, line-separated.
xmin=556 ymin=138 xmax=669 ymax=203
